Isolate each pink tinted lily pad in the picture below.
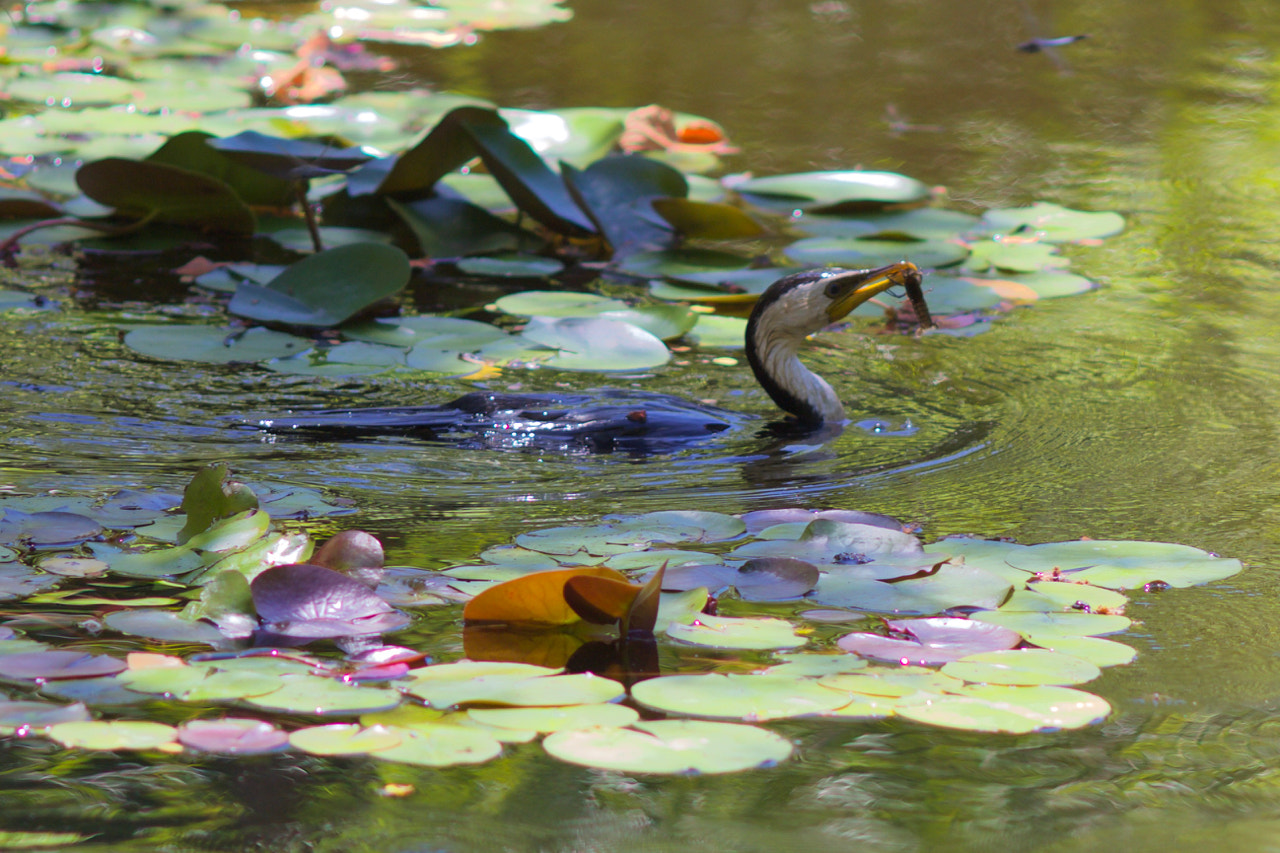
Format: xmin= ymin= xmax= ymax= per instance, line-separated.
xmin=837 ymin=617 xmax=1022 ymax=666
xmin=0 ymin=651 xmax=126 ymax=681
xmin=177 ymin=718 xmax=290 ymax=754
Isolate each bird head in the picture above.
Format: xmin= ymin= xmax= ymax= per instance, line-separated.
xmin=745 ymin=261 xmax=923 ymax=426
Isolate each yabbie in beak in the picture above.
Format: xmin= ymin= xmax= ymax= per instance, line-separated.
xmin=823 ymin=261 xmax=923 ymax=323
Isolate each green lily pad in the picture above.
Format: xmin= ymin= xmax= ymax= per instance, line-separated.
xmin=372 ymin=725 xmax=504 ymax=766
xmin=243 ymin=674 xmax=403 ymax=715
xmin=979 ymin=202 xmax=1125 ymax=243
xmin=963 ymin=239 xmax=1067 ymax=273
xmin=467 ymin=702 xmax=639 ymax=733
xmin=520 ymin=317 xmax=670 ymax=371
xmin=1015 ymin=581 xmax=1129 ymax=612
xmin=610 ymin=510 xmax=747 ymax=543
xmin=228 ymin=243 xmax=411 ymax=328
xmin=1008 ymin=540 xmax=1243 ymax=589
xmin=677 ymin=315 xmax=745 ymax=349
xmin=124 ymin=325 xmax=312 ymax=364
xmin=735 ymin=170 xmax=931 ymax=211
xmin=288 ymin=723 xmax=402 ymax=755
xmin=493 ymin=291 xmax=628 ymax=318
xmin=942 ymin=649 xmax=1101 ymax=686
xmin=103 ymin=611 xmax=228 ymax=646
xmin=405 ymin=670 xmax=624 ymax=709
xmin=632 ymin=673 xmax=852 ymax=721
xmin=544 ymin=719 xmax=792 ymax=774
xmin=343 ymin=315 xmax=506 ymax=350
xmin=118 ymin=664 xmax=282 ymax=701
xmin=99 ymin=545 xmax=204 ymax=579
xmin=896 ymin=684 xmax=1110 ymax=733
xmin=761 ymin=653 xmax=870 ymax=677
xmin=970 ymin=610 xmax=1132 ymax=639
xmin=666 ymin=613 xmax=806 ymax=649
xmin=46 ymin=720 xmax=178 ymax=751
xmin=783 ymin=237 xmax=968 ymax=270
xmin=794 ymin=208 xmax=979 ymax=240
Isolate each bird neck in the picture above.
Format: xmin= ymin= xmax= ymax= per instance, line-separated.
xmin=745 ymin=321 xmax=845 ymax=427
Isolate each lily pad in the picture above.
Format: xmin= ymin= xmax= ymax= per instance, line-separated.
xmin=467 ymin=702 xmax=639 ymax=732
xmin=667 ymin=613 xmax=806 ymax=649
xmin=493 ymin=291 xmax=628 ymax=318
xmin=520 ymin=316 xmax=670 ymax=371
xmin=942 ymin=649 xmax=1101 ymax=686
xmin=544 ymin=719 xmax=792 ymax=774
xmin=836 ymin=617 xmax=1022 ymax=665
xmin=372 ymin=725 xmax=504 ymax=766
xmin=735 ymin=170 xmax=931 ymax=211
xmin=118 ymin=665 xmax=282 ymax=702
xmin=632 ymin=673 xmax=851 ymax=720
xmin=783 ymin=236 xmax=968 ymax=269
xmin=896 ymin=684 xmax=1111 ymax=733
xmin=288 ymin=723 xmax=402 ymax=755
xmin=177 ymin=718 xmax=290 ymax=754
xmin=405 ymin=670 xmax=624 ymax=709
xmin=103 ymin=610 xmax=229 ymax=646
xmin=979 ymin=202 xmax=1125 ymax=243
xmin=0 ymin=700 xmax=90 ymax=733
xmin=124 ymin=325 xmax=312 ymax=364
xmin=228 ymin=243 xmax=411 ymax=328
xmin=0 ymin=651 xmax=125 ymax=681
xmin=46 ymin=720 xmax=178 ymax=751
xmin=243 ymin=674 xmax=403 ymax=715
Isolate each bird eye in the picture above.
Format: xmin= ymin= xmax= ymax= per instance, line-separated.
xmin=824 ymin=280 xmax=844 ymax=297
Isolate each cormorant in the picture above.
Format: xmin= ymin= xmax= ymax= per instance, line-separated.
xmin=256 ymin=262 xmax=924 ymax=453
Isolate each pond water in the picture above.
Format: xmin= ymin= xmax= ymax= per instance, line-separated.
xmin=6 ymin=0 xmax=1280 ymax=850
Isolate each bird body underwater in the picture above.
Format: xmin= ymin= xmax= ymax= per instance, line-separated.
xmin=257 ymin=261 xmax=924 ymax=453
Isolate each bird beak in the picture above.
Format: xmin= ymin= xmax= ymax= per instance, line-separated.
xmin=824 ymin=261 xmax=922 ymax=322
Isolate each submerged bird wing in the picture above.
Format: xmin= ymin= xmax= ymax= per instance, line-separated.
xmin=253 ymin=391 xmax=743 ymax=454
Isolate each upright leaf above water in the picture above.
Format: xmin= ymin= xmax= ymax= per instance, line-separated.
xmin=76 ymin=159 xmax=255 ymax=235
xmin=228 ymin=243 xmax=410 ymax=328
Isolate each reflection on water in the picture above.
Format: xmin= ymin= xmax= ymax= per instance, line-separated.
xmin=6 ymin=0 xmax=1280 ymax=849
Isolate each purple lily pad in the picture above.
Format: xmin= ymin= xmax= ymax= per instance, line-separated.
xmin=0 ymin=511 xmax=103 ymax=548
xmin=0 ymin=700 xmax=91 ymax=728
xmin=837 ymin=617 xmax=1023 ymax=665
xmin=177 ymin=718 xmax=290 ymax=754
xmin=735 ymin=557 xmax=820 ymax=600
xmin=260 ymin=612 xmax=412 ymax=640
xmin=662 ymin=563 xmax=736 ymax=592
xmin=0 ymin=650 xmax=126 ymax=681
xmin=252 ymin=563 xmax=396 ymax=623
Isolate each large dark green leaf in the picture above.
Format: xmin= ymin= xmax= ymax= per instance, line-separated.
xmin=562 ymin=155 xmax=685 ymax=255
xmin=387 ymin=197 xmax=539 ymax=258
xmin=147 ymin=131 xmax=294 ymax=207
xmin=207 ymin=131 xmax=372 ymax=181
xmin=464 ymin=122 xmax=596 ymax=237
xmin=376 ymin=106 xmax=509 ymax=196
xmin=76 ymin=159 xmax=255 ymax=235
xmin=228 ymin=243 xmax=411 ymax=328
